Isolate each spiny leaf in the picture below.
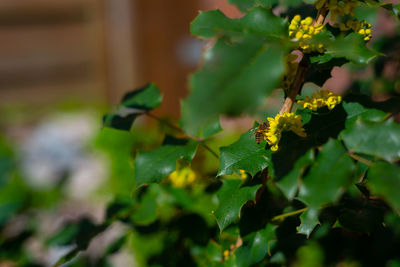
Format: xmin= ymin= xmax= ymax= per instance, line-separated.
xmin=298 ymin=139 xmax=356 ymax=207
xmin=215 ymin=179 xmax=261 ymax=231
xmin=325 ymin=33 xmax=378 ymax=65
xmin=367 ymin=161 xmax=400 ymax=214
xmin=219 ymin=129 xmax=272 ymax=177
xmin=191 ymin=7 xmax=286 ymax=40
xmin=103 ymin=83 xmax=162 ymax=131
xmin=297 ymin=139 xmax=356 ymax=235
xmin=340 ymin=117 xmax=400 ymax=162
xmin=120 ymin=83 xmax=162 ymax=110
xmin=276 ymin=149 xmax=314 ymax=200
xmin=181 ymin=39 xmax=285 ymax=137
xmin=235 ymin=224 xmax=277 ymax=266
xmin=135 ymin=137 xmax=198 ymax=187
xmin=103 ymin=113 xmax=138 ymax=131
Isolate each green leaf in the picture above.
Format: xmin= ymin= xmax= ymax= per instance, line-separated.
xmin=276 ymin=149 xmax=314 ymax=200
xmin=298 ymin=139 xmax=356 ymax=207
xmin=228 ymin=0 xmax=273 ymax=12
xmin=340 ymin=118 xmax=400 ymax=162
xmin=219 ymin=129 xmax=272 ymax=177
xmin=297 ymin=208 xmax=319 ymax=237
xmin=183 ymin=7 xmax=287 ymax=137
xmin=135 ymin=137 xmax=198 ymax=187
xmin=342 ymin=101 xmax=386 ymax=126
xmin=215 ymin=179 xmax=261 ymax=231
xmin=103 ymin=83 xmax=162 ymax=131
xmin=368 ymin=161 xmax=400 ymax=214
xmin=132 ymin=185 xmax=158 ymax=225
xmin=235 ymin=224 xmax=276 ymax=266
xmin=181 ymin=39 xmax=285 ymax=137
xmin=325 ymin=33 xmax=378 ymax=65
xmin=120 ymin=83 xmax=162 ymax=110
xmin=297 ymin=140 xmax=356 ymax=234
xmin=103 ymin=113 xmax=138 ymax=131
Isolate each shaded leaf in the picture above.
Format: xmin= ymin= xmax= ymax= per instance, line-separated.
xmin=103 ymin=113 xmax=138 ymax=131
xmin=297 ymin=140 xmax=356 ymax=234
xmin=298 ymin=139 xmax=356 ymax=207
xmin=182 ymin=15 xmax=286 ymax=136
xmin=120 ymin=83 xmax=162 ymax=110
xmin=235 ymin=224 xmax=277 ymax=266
xmin=215 ymin=179 xmax=261 ymax=231
xmin=132 ymin=185 xmax=158 ymax=225
xmin=219 ymin=129 xmax=272 ymax=177
xmin=228 ymin=0 xmax=272 ymax=12
xmin=340 ymin=117 xmax=400 ymax=162
xmin=367 ymin=161 xmax=400 ymax=214
xmin=297 ymin=208 xmax=319 ymax=237
xmin=325 ymin=33 xmax=378 ymax=65
xmin=135 ymin=137 xmax=198 ymax=187
xmin=191 ymin=7 xmax=286 ymax=40
xmin=276 ymin=149 xmax=314 ymax=200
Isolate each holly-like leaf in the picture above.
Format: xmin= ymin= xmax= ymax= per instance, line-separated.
xmin=342 ymin=101 xmax=386 ymax=126
xmin=276 ymin=149 xmax=314 ymax=200
xmin=297 ymin=139 xmax=356 ymax=234
xmin=103 ymin=83 xmax=162 ymax=131
xmin=132 ymin=185 xmax=158 ymax=225
xmin=297 ymin=208 xmax=319 ymax=237
xmin=215 ymin=179 xmax=261 ymax=231
xmin=120 ymin=83 xmax=162 ymax=110
xmin=325 ymin=33 xmax=378 ymax=65
xmin=298 ymin=139 xmax=355 ymax=207
xmin=218 ymin=129 xmax=272 ymax=177
xmin=182 ymin=7 xmax=287 ymax=137
xmin=191 ymin=7 xmax=286 ymax=41
xmin=135 ymin=137 xmax=198 ymax=187
xmin=103 ymin=113 xmax=138 ymax=131
xmin=340 ymin=117 xmax=400 ymax=162
xmin=235 ymin=224 xmax=277 ymax=266
xmin=367 ymin=161 xmax=400 ymax=214
xmin=228 ymin=0 xmax=273 ymax=12
xmin=305 ymin=57 xmax=348 ymax=86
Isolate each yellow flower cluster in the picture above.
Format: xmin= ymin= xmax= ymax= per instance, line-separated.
xmin=315 ymin=0 xmax=358 ymax=20
xmin=289 ymin=15 xmax=324 ymax=53
xmin=339 ymin=19 xmax=372 ymax=41
xmin=282 ymin=54 xmax=299 ymax=92
xmin=297 ymin=90 xmax=342 ymax=111
xmin=168 ymin=167 xmax=196 ymax=188
xmin=239 ymin=170 xmax=248 ymax=179
xmin=264 ymin=113 xmax=306 ymax=151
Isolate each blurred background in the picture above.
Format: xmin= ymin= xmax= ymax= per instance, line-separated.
xmin=0 ymin=1 xmax=243 ymax=266
xmin=0 ymin=0 xmax=398 ymax=266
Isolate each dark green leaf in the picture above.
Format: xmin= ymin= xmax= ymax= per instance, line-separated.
xmin=297 ymin=140 xmax=356 ymax=234
xmin=298 ymin=139 xmax=355 ymax=207
xmin=181 ymin=39 xmax=285 ymax=137
xmin=120 ymin=83 xmax=162 ymax=110
xmin=135 ymin=137 xmax=198 ymax=187
xmin=228 ymin=0 xmax=273 ymax=12
xmin=215 ymin=179 xmax=261 ymax=231
xmin=325 ymin=33 xmax=378 ymax=65
xmin=276 ymin=149 xmax=314 ymax=200
xmin=219 ymin=129 xmax=272 ymax=177
xmin=235 ymin=224 xmax=276 ymax=266
xmin=368 ymin=161 xmax=400 ymax=214
xmin=103 ymin=113 xmax=138 ymax=131
xmin=340 ymin=117 xmax=400 ymax=162
xmin=342 ymin=101 xmax=386 ymax=126
xmin=297 ymin=208 xmax=319 ymax=236
xmin=132 ymin=185 xmax=158 ymax=225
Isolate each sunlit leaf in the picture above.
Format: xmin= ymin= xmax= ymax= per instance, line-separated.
xmin=219 ymin=129 xmax=272 ymax=177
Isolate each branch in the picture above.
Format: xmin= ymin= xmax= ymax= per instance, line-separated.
xmin=279 ymin=8 xmax=329 ymax=114
xmin=271 ymin=207 xmax=308 ymax=222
